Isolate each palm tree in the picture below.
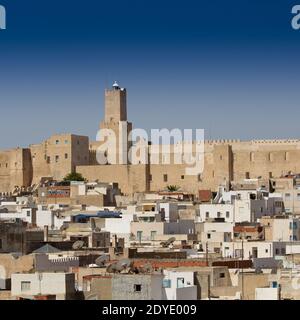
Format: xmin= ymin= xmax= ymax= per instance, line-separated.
xmin=167 ymin=185 xmax=180 ymax=192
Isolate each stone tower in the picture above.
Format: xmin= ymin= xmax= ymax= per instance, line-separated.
xmin=99 ymin=82 xmax=133 ymax=164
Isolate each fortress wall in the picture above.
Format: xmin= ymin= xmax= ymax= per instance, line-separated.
xmin=76 ymin=164 xmax=148 ymax=195
xmin=0 ymin=148 xmax=31 ymax=193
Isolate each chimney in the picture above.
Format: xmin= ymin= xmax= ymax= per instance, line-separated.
xmin=44 ymin=225 xmax=49 ymax=242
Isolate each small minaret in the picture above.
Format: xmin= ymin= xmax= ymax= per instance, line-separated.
xmin=104 ymin=81 xmax=127 ymax=123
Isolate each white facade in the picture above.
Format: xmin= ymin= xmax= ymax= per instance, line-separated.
xmin=260 ymin=217 xmax=300 ymax=242
xmin=255 ymin=287 xmax=279 ymax=300
xmin=198 ymin=204 xmax=234 ymax=222
xmin=102 ymin=212 xmax=135 ymax=245
xmin=11 ymin=272 xmax=75 ymax=299
xmin=157 ymin=202 xmax=179 ymax=222
xmin=36 ymin=209 xmax=71 ymax=230
xmin=199 ymin=189 xmax=284 ymax=223
xmin=222 ymin=241 xmax=287 ymax=259
xmin=0 ymin=207 xmax=33 ymax=224
xmin=163 ymin=270 xmax=197 ymax=300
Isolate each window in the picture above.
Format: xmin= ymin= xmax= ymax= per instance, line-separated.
xmin=134 ymin=284 xmax=142 ymax=292
xmin=163 ymin=279 xmax=171 ymax=288
xmin=27 ymin=211 xmax=30 ymax=217
xmin=77 ymin=140 xmax=80 ymax=145
xmin=293 ymin=222 xmax=297 ymax=230
xmin=0 ymin=239 xmax=2 ymax=249
xmin=137 ymin=231 xmax=143 ymax=242
xmin=269 ymin=153 xmax=273 ymax=161
xmin=226 ymin=211 xmax=230 ymax=218
xmin=207 ymin=233 xmax=211 ymax=239
xmin=285 ymin=152 xmax=289 ymax=161
xmin=205 ymin=212 xmax=209 ymax=218
xmin=177 ymin=278 xmax=185 ymax=289
xmin=265 ymin=249 xmax=268 ymax=253
xmin=47 ymin=156 xmax=50 ymax=164
xmin=269 ymin=172 xmax=273 ymax=178
xmin=65 ymin=153 xmax=68 ymax=159
xmin=285 ymin=193 xmax=291 ymax=200
xmin=55 ymin=140 xmax=59 ymax=145
xmin=245 ymin=172 xmax=250 ymax=179
xmin=21 ymin=281 xmax=31 ymax=292
xmin=297 ymin=194 xmax=300 ymax=201
xmin=181 ymin=175 xmax=184 ymax=180
xmin=150 ymin=231 xmax=157 ymax=241
xmin=275 ymin=248 xmax=279 ymax=255
xmin=163 ymin=174 xmax=168 ymax=182
xmin=55 ymin=155 xmax=59 ymax=163
xmin=217 ymin=212 xmax=221 ymax=218
xmin=65 ymin=140 xmax=68 ymax=144
xmin=220 ymin=273 xmax=225 ymax=278
xmin=197 ymin=174 xmax=201 ymax=182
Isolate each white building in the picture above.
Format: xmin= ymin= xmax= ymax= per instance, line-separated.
xmin=222 ymin=241 xmax=287 ymax=259
xmin=198 ymin=188 xmax=284 ymax=223
xmin=162 ymin=270 xmax=197 ymax=300
xmin=260 ymin=216 xmax=300 ymax=242
xmin=11 ymin=272 xmax=76 ymax=300
xmin=255 ymin=287 xmax=279 ymax=300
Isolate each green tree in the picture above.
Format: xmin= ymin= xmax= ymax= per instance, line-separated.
xmin=63 ymin=172 xmax=85 ymax=182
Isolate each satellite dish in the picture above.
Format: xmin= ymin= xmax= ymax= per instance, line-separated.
xmin=106 ymin=259 xmax=133 ymax=273
xmin=72 ymin=240 xmax=85 ymax=250
xmin=115 ymin=259 xmax=133 ymax=271
xmin=60 ymin=224 xmax=68 ymax=231
xmin=138 ymin=263 xmax=153 ymax=274
xmin=168 ymin=237 xmax=176 ymax=243
xmin=160 ymin=237 xmax=176 ymax=248
xmin=106 ymin=262 xmax=118 ymax=273
xmin=118 ymin=259 xmax=132 ymax=268
xmin=95 ymin=255 xmax=109 ymax=267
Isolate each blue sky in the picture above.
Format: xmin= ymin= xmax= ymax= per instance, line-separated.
xmin=0 ymin=0 xmax=300 ymax=149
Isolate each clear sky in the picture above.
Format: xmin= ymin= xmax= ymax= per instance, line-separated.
xmin=0 ymin=0 xmax=300 ymax=149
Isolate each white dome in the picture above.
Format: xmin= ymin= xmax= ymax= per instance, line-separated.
xmin=113 ymin=81 xmax=120 ymax=88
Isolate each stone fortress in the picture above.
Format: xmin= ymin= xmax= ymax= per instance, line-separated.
xmin=1 ymin=82 xmax=300 ymax=195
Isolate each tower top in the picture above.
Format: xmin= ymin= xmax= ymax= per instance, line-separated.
xmin=112 ymin=81 xmax=120 ymax=90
